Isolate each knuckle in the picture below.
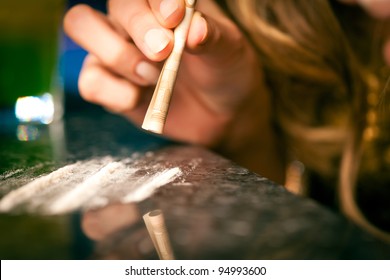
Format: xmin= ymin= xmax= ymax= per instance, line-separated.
xmin=126 ymin=9 xmax=146 ymax=30
xmin=78 ymin=67 xmax=102 ymax=103
xmin=115 ymin=89 xmax=140 ymax=113
xmin=104 ymin=93 xmax=140 ymax=115
xmin=64 ymin=4 xmax=93 ymax=33
xmin=104 ymin=42 xmax=131 ymax=69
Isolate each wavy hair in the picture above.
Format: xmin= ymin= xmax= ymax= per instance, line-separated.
xmin=222 ymin=0 xmax=390 ymax=242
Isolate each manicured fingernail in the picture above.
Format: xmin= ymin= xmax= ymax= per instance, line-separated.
xmin=144 ymin=28 xmax=170 ymax=54
xmin=160 ymin=0 xmax=179 ymax=20
xmin=136 ymin=61 xmax=160 ymax=85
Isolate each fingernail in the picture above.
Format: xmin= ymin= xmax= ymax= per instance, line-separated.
xmin=144 ymin=28 xmax=170 ymax=54
xmin=160 ymin=0 xmax=179 ymax=20
xmin=136 ymin=61 xmax=160 ymax=85
xmin=195 ymin=13 xmax=208 ymax=45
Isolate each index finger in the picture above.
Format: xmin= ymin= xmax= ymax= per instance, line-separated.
xmin=108 ymin=0 xmax=184 ymax=61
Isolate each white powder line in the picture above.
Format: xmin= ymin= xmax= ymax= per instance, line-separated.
xmin=1 ymin=156 xmax=183 ymax=215
xmin=0 ymin=163 xmax=80 ymax=212
xmin=46 ymin=161 xmax=125 ymax=215
xmin=121 ymin=167 xmax=182 ymax=203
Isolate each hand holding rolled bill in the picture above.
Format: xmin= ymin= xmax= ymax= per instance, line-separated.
xmin=142 ymin=0 xmax=197 ymax=134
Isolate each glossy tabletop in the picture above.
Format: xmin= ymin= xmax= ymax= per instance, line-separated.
xmin=1 ymin=108 xmax=389 ymax=259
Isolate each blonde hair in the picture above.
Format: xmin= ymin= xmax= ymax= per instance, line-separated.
xmin=224 ymin=0 xmax=390 ymax=242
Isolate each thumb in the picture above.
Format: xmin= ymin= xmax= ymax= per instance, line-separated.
xmin=186 ymin=10 xmax=248 ymax=64
xmin=186 ymin=11 xmax=209 ymax=50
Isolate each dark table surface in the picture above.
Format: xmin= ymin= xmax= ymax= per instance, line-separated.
xmin=1 ymin=108 xmax=389 ymax=259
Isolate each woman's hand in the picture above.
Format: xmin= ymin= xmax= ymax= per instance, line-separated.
xmin=64 ymin=0 xmax=285 ymax=183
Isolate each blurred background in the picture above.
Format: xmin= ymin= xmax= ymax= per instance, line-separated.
xmin=62 ymin=0 xmax=107 ymax=112
xmin=0 ymin=0 xmax=109 ymax=125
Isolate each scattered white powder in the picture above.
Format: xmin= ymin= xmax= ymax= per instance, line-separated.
xmin=0 ymin=156 xmax=183 ymax=215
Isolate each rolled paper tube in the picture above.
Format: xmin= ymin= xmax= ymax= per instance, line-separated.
xmin=142 ymin=0 xmax=197 ymax=134
xmin=143 ymin=209 xmax=175 ymax=260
